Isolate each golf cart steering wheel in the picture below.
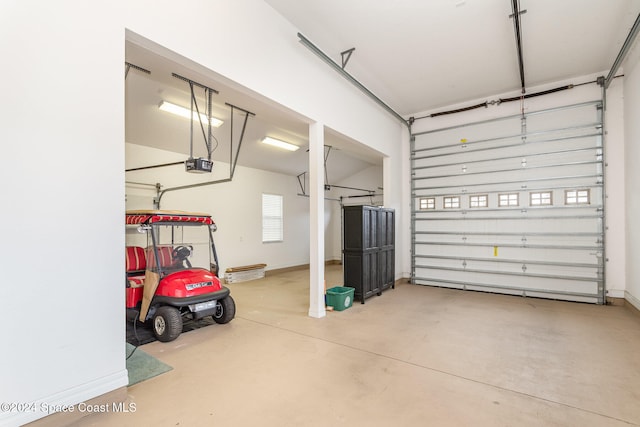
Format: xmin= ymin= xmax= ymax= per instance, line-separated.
xmin=172 ymin=245 xmax=193 ymax=268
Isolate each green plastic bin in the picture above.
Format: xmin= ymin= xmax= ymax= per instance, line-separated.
xmin=326 ymin=286 xmax=355 ymax=311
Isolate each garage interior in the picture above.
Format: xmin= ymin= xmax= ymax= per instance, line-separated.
xmin=3 ymin=1 xmax=640 ymax=426
xmin=65 ymin=268 xmax=640 ymax=426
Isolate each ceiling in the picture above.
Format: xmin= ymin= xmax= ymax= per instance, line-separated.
xmin=126 ymin=0 xmax=640 ymax=181
xmin=125 ymin=42 xmax=381 ymax=185
xmin=265 ymin=0 xmax=640 ymax=115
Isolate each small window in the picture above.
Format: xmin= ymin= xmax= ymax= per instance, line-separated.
xmin=565 ymin=189 xmax=590 ymax=205
xmin=498 ymin=193 xmax=519 ymax=207
xmin=443 ymin=196 xmax=460 ymax=209
xmin=419 ymin=197 xmax=436 ymax=210
xmin=262 ymin=194 xmax=283 ymax=242
xmin=530 ymin=191 xmax=552 ymax=206
xmin=469 ymin=194 xmax=488 ymax=208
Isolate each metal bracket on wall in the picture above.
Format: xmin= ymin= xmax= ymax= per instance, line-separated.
xmin=341 ymin=47 xmax=355 ymax=69
xmin=297 ymin=32 xmax=409 ymax=128
xmin=226 ymin=102 xmax=255 ymax=179
xmin=171 ymin=73 xmax=220 ymax=163
xmin=297 ymin=172 xmax=307 ymax=195
xmin=125 ymin=62 xmax=150 ymax=79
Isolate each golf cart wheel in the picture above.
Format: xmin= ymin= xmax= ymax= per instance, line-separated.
xmin=212 ymin=295 xmax=236 ymax=324
xmin=152 ymin=306 xmax=183 ymax=342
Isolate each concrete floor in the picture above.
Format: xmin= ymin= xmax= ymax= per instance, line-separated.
xmin=73 ymin=265 xmax=640 ymax=426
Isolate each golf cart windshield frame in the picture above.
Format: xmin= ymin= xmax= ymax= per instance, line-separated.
xmin=126 ymin=211 xmax=220 ymax=276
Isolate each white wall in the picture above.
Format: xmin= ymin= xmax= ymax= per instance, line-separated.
xmin=0 ymin=3 xmax=127 ymax=427
xmin=1 ymin=2 xmax=405 ymax=424
xmin=126 ymin=143 xmax=310 ymax=271
xmin=126 ymin=144 xmax=386 ymax=274
xmin=623 ymin=37 xmax=640 ymax=309
xmin=604 ymin=78 xmax=626 ymax=298
xmin=123 ymin=0 xmax=407 ymax=272
xmin=409 ymin=73 xmax=627 ymax=300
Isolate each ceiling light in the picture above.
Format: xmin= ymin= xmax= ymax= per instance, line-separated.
xmin=159 ymin=101 xmax=224 ymax=128
xmin=261 ymin=137 xmax=300 ymax=152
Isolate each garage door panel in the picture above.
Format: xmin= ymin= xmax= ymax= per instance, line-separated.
xmin=411 ymin=100 xmax=604 ymax=303
xmin=525 ymin=102 xmax=600 ymax=131
xmin=414 ymin=132 xmax=601 ymax=162
xmin=415 ymin=247 xmax=600 ymax=272
xmin=413 ymin=133 xmax=600 ymax=170
xmin=414 ymin=270 xmax=599 ymax=301
xmin=416 ymin=235 xmax=600 ymax=250
xmin=413 ymin=164 xmax=601 ymax=189
xmin=415 ymin=211 xmax=601 ymax=227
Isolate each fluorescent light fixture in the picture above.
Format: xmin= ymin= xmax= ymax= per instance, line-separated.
xmin=261 ymin=137 xmax=300 ymax=152
xmin=159 ymin=101 xmax=224 ymax=128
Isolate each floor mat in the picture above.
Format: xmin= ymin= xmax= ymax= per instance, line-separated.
xmin=126 ymin=309 xmax=216 ymax=346
xmin=126 ymin=343 xmax=172 ymax=386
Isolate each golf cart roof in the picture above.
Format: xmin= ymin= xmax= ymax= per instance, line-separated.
xmin=126 ymin=210 xmax=213 ymax=225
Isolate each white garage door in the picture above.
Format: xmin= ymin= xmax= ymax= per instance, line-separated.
xmin=411 ymin=100 xmax=605 ymax=304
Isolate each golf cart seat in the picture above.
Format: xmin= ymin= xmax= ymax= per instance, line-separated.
xmin=125 ymin=246 xmax=146 ymax=288
xmin=143 ymin=245 xmax=174 ymax=270
xmin=156 ymin=246 xmax=174 ymax=267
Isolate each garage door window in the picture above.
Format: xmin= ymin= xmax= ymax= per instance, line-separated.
xmin=469 ymin=194 xmax=488 ymax=208
xmin=530 ymin=191 xmax=552 ymax=206
xmin=498 ymin=193 xmax=519 ymax=207
xmin=443 ymin=196 xmax=460 ymax=209
xmin=419 ymin=197 xmax=436 ymax=210
xmin=262 ymin=193 xmax=283 ymax=243
xmin=565 ymin=189 xmax=590 ymax=205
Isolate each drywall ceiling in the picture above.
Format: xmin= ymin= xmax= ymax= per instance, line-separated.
xmin=125 ymin=40 xmax=382 ymax=185
xmin=266 ymin=0 xmax=640 ymax=115
xmin=126 ymin=1 xmax=640 ymax=181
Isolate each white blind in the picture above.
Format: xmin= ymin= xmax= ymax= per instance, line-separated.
xmin=262 ymin=194 xmax=283 ymax=242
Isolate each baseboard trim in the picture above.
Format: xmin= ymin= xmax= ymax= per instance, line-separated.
xmin=606 ymin=296 xmax=626 ymax=306
xmin=606 ymin=289 xmax=625 ymax=298
xmin=266 ymin=261 xmax=342 ymax=276
xmin=267 ymin=264 xmax=310 ymax=275
xmin=7 ymin=371 xmax=128 ymax=427
xmin=624 ymin=291 xmax=640 ymax=315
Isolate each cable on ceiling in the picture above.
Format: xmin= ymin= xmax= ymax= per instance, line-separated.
xmin=410 ymin=76 xmax=617 ymax=123
xmin=126 ymin=161 xmax=183 ymax=172
xmin=498 ymin=84 xmax=573 ymax=103
xmin=411 ymin=86 xmax=569 ymax=120
xmin=171 ymin=73 xmax=220 ymax=162
xmin=428 ymin=102 xmax=489 ymax=118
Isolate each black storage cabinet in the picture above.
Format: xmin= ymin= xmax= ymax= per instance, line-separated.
xmin=342 ymin=205 xmax=395 ymax=303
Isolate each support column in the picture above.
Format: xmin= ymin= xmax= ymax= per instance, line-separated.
xmin=308 ymin=122 xmax=326 ymax=318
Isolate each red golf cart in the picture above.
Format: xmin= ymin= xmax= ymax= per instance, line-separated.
xmin=125 ymin=210 xmax=235 ymax=342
